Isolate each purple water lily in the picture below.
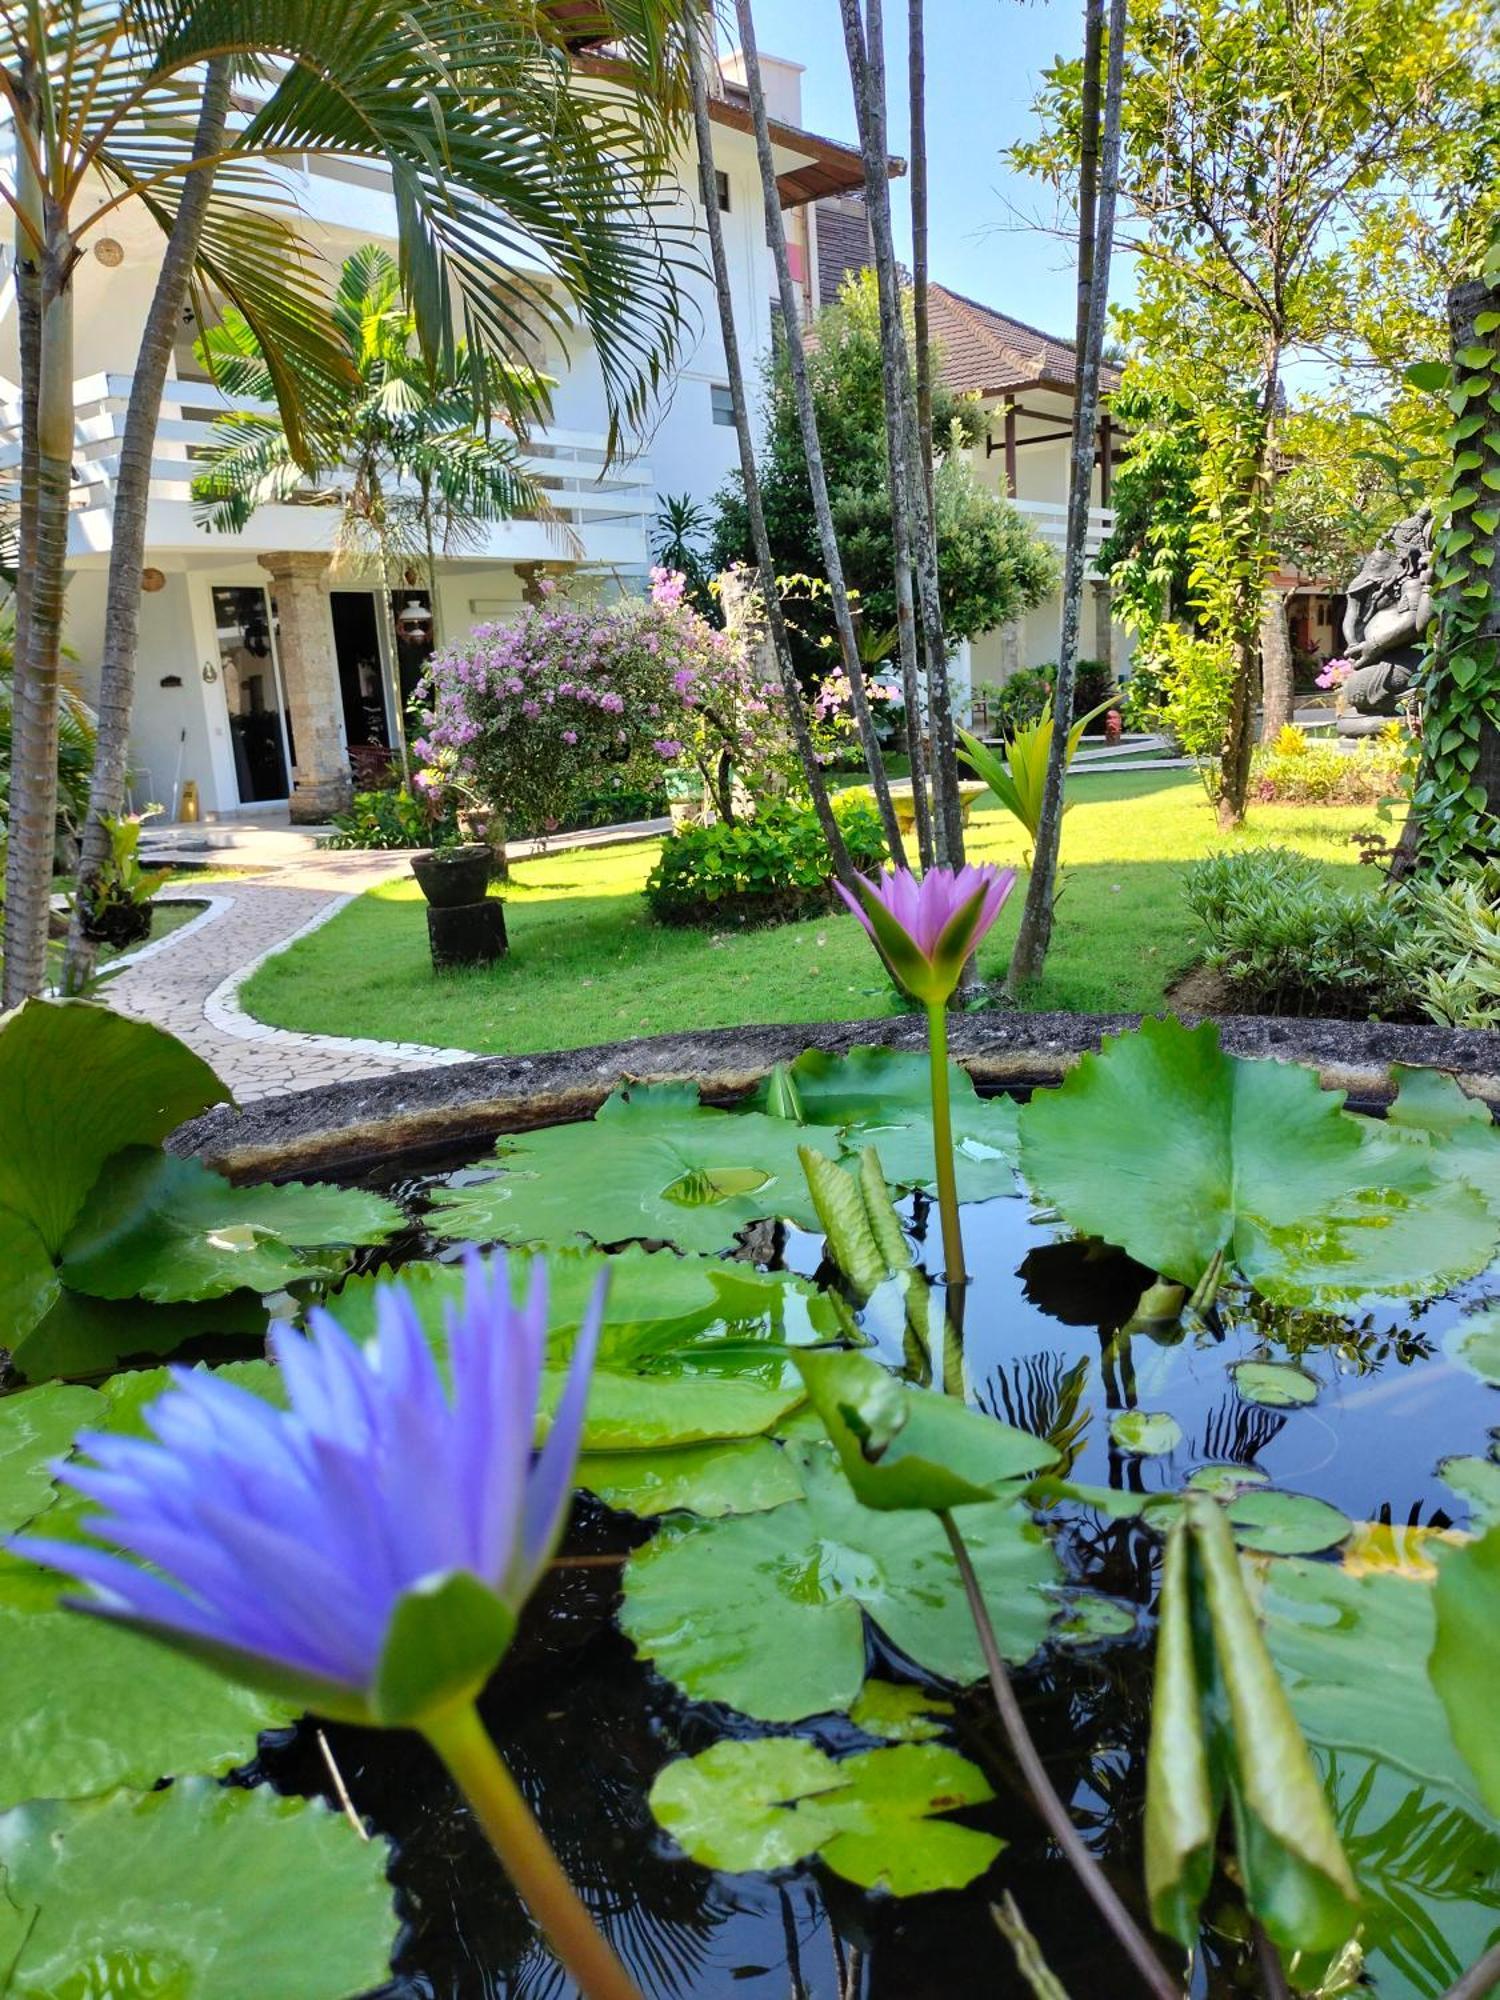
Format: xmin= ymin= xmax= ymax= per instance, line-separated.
xmin=834 ymin=864 xmax=1016 ymax=1282
xmin=15 ymin=1249 xmax=602 ymax=1725
xmin=836 ymin=863 xmax=1016 ymax=1006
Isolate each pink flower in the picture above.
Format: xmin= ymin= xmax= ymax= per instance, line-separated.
xmin=836 ymin=865 xmax=1017 ymax=1005
xmin=562 ymin=730 xmax=578 ymax=745
xmin=1316 ymin=657 xmax=1356 ymax=690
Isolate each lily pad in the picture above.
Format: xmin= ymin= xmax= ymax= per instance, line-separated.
xmin=755 ymin=1046 xmax=1022 ymax=1203
xmin=424 ymin=1082 xmax=846 ymax=1253
xmin=796 ymin=1347 xmax=1056 ymax=1511
xmin=1018 ymin=1017 xmax=1496 ymax=1305
xmin=1050 ymin=1589 xmax=1137 ymax=1644
xmin=8 ymin=1285 xmax=268 ymax=1384
xmin=848 ymin=1680 xmax=954 ymax=1742
xmin=1444 ymin=1305 xmax=1500 ymax=1386
xmin=1432 ymin=1523 xmax=1500 ymax=1817
xmin=0 ymin=1779 xmax=396 ymax=1999
xmin=1224 ymin=1490 xmax=1352 ymax=1556
xmin=1232 ymin=1360 xmax=1320 ymax=1409
xmin=1385 ymin=1066 xmax=1500 ymax=1215
xmin=0 ymin=1382 xmax=101 ymax=1533
xmin=0 ymin=1002 xmax=228 ymax=1349
xmin=576 ymin=1438 xmax=804 ymax=1517
xmin=621 ymin=1444 xmax=1059 ymax=1721
xmin=1440 ymin=1454 xmax=1500 ymax=1528
xmin=60 ymin=1149 xmax=401 ymax=1303
xmin=648 ymin=1737 xmax=1000 ymax=1894
xmin=1109 ymin=1410 xmax=1182 ymax=1457
xmin=1186 ymin=1464 xmax=1269 ymax=1499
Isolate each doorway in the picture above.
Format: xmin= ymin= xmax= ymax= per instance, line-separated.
xmin=330 ymin=592 xmax=391 ymax=760
xmin=212 ymin=584 xmax=293 ymax=804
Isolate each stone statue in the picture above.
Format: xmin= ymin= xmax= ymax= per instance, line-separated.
xmin=1338 ymin=506 xmax=1434 ymax=718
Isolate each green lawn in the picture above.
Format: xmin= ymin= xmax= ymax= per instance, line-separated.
xmin=242 ymin=770 xmax=1387 ymax=1054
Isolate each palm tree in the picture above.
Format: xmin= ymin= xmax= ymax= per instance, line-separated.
xmin=5 ymin=0 xmax=692 ymax=1003
xmin=189 ymin=243 xmax=555 ymax=781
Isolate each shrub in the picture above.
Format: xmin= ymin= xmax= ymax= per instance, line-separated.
xmin=1402 ymin=862 xmax=1500 ymax=1030
xmin=1249 ymin=725 xmax=1406 ymax=805
xmin=645 ymin=797 xmax=886 ymax=929
xmin=324 ymin=788 xmax=454 ymax=851
xmin=1183 ymin=847 xmax=1420 ymax=1018
xmin=1124 ymin=626 xmax=1235 ymax=755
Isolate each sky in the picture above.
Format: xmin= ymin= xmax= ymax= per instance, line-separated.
xmin=741 ymin=0 xmax=1128 ymax=340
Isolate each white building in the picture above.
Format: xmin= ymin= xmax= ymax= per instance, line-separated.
xmin=0 ymin=45 xmax=1121 ymax=825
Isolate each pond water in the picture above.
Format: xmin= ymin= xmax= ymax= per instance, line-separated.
xmin=245 ymin=1102 xmax=1500 ymax=2000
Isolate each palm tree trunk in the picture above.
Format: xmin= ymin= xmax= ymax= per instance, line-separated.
xmin=836 ymin=0 xmax=935 ymax=872
xmin=1258 ymin=584 xmax=1293 ymax=741
xmin=5 ymin=211 xmax=74 ymax=1005
xmin=685 ymin=11 xmax=854 ymax=887
xmin=901 ymin=0 xmax=966 ymax=871
xmin=62 ymin=60 xmax=232 ymax=994
xmin=1007 ymin=0 xmax=1124 ymax=990
xmin=731 ymin=0 xmax=905 ymax=867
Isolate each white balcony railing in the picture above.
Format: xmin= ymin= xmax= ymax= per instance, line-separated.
xmin=0 ymin=372 xmax=653 ymax=564
xmin=1011 ymin=497 xmax=1116 ymax=565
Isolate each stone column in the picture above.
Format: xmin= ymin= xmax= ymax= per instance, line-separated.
xmin=259 ymin=552 xmax=352 ymax=822
xmin=998 ymin=618 xmax=1023 ymax=680
xmin=1091 ymin=580 xmax=1114 ymax=669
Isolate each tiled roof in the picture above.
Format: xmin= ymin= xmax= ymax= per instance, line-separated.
xmin=928 ymin=284 xmax=1122 ymax=397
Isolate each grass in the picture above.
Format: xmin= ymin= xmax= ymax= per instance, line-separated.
xmin=241 ymin=769 xmax=1388 ymax=1057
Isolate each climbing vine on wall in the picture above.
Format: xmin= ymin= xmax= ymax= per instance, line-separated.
xmin=1406 ymin=252 xmax=1500 ymax=877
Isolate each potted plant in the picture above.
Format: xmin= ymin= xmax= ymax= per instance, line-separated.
xmin=409 ymin=837 xmax=494 ymax=909
xmin=75 ymin=808 xmax=167 ymax=949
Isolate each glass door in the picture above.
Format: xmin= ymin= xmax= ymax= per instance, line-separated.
xmin=212 ymin=585 xmax=293 ymax=804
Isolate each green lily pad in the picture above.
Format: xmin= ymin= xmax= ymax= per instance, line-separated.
xmin=1224 ymin=1490 xmax=1352 ymax=1556
xmin=1109 ymin=1410 xmax=1183 ymax=1457
xmin=1441 ymin=1454 xmax=1500 ymax=1527
xmin=1432 ymin=1524 xmax=1500 ymax=1818
xmin=0 ymin=1572 xmax=295 ymax=1809
xmin=1385 ymin=1066 xmax=1500 ymax=1215
xmin=796 ymin=1347 xmax=1056 ymax=1511
xmin=0 ymin=1002 xmax=228 ymax=1350
xmin=576 ymin=1437 xmax=804 ymax=1517
xmin=60 ymin=1149 xmax=401 ymax=1303
xmin=648 ymin=1737 xmax=1000 ymax=1894
xmin=620 ymin=1445 xmax=1059 ymax=1721
xmin=0 ymin=1779 xmax=396 ymax=1999
xmin=755 ymin=1047 xmax=1022 ymax=1203
xmin=848 ymin=1680 xmax=955 ymax=1741
xmin=0 ymin=1381 xmax=101 ymax=1533
xmin=1232 ymin=1360 xmax=1320 ymax=1408
xmin=1444 ymin=1305 xmax=1500 ymax=1386
xmin=424 ymin=1082 xmax=846 ymax=1253
xmin=8 ymin=1285 xmax=268 ymax=1384
xmin=1050 ymin=1589 xmax=1137 ymax=1644
xmin=1186 ymin=1464 xmax=1270 ymax=1499
xmin=1018 ymin=1017 xmax=1496 ymax=1305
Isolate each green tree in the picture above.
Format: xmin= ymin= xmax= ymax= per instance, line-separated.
xmin=710 ymin=272 xmax=1056 ymax=676
xmin=1017 ymin=0 xmax=1498 ymax=825
xmin=7 ymin=0 xmax=690 ymax=1003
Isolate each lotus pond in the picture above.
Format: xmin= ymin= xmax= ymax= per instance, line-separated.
xmin=1 ymin=1002 xmax=1499 ymax=1998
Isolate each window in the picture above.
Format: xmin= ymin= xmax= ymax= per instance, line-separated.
xmin=715 ymin=169 xmax=731 ymax=212
xmin=710 ymin=383 xmax=735 ymax=427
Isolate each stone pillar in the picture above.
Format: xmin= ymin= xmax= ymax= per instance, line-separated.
xmin=259 ymin=552 xmax=352 ymax=822
xmin=998 ymin=618 xmax=1023 ymax=680
xmin=1091 ymin=580 xmax=1114 ymax=669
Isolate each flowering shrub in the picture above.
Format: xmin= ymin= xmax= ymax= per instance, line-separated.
xmin=415 ymin=574 xmax=728 ymax=837
xmin=644 ymin=796 xmax=886 ymax=928
xmin=1315 ymin=656 xmax=1356 ymax=691
xmin=1250 ymin=724 xmax=1406 ymax=805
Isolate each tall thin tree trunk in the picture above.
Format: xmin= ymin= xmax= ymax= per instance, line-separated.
xmin=62 ymin=60 xmax=233 ymax=994
xmin=4 ymin=201 xmax=75 ymax=1006
xmin=10 ymin=59 xmax=42 ymax=859
xmin=1258 ymin=584 xmax=1293 ymax=742
xmin=901 ymin=0 xmax=966 ymax=870
xmin=732 ymin=0 xmax=905 ymax=867
xmin=1007 ymin=0 xmax=1125 ymax=989
xmin=1215 ymin=357 xmax=1279 ymax=827
xmin=836 ymin=0 xmax=935 ymax=872
xmin=685 ymin=12 xmax=853 ymax=887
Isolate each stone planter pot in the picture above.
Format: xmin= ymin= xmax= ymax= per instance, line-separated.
xmin=410 ymin=845 xmax=493 ymax=909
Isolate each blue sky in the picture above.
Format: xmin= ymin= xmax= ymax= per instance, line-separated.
xmin=744 ymin=0 xmax=1123 ymax=340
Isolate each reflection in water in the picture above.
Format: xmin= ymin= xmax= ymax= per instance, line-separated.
xmin=282 ymin=1143 xmax=1500 ymax=1999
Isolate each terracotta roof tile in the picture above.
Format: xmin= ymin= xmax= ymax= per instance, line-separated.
xmin=928 ymin=284 xmax=1122 ymax=397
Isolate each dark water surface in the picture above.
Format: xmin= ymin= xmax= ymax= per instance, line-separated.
xmin=253 ymin=1115 xmax=1500 ymax=2000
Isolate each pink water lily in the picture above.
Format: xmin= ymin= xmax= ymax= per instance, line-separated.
xmin=836 ymin=864 xmax=1016 ymax=1006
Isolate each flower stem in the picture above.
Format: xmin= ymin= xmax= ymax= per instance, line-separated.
xmin=938 ymin=1511 xmax=1182 ymax=2000
xmin=423 ymin=1701 xmax=643 ymax=2000
xmin=926 ymin=999 xmax=967 ymax=1283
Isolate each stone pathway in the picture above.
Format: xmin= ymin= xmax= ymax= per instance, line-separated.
xmin=103 ymin=850 xmax=478 ymax=1103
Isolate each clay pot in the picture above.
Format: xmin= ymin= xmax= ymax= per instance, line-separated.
xmin=410 ymin=844 xmax=494 ymax=908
